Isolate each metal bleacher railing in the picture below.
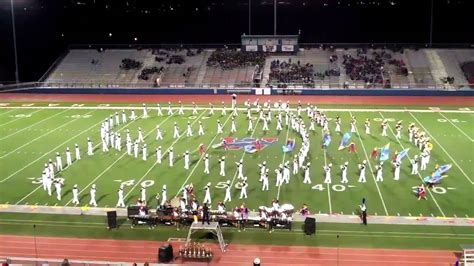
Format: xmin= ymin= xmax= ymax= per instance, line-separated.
xmin=0 ymin=81 xmax=472 ymax=92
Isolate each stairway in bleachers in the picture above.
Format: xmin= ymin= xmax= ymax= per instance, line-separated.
xmin=425 ymin=49 xmax=450 ymax=89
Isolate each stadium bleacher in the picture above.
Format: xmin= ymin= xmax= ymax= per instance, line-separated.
xmin=44 ymin=47 xmax=474 ymax=89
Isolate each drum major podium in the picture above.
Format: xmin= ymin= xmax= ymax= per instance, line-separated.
xmin=186 ymin=222 xmax=227 ymax=252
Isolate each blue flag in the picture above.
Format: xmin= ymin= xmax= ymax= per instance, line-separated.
xmin=322 ymin=134 xmax=331 ymax=149
xmin=338 ymin=132 xmax=352 ymax=151
xmin=396 ymin=148 xmax=409 ymax=161
xmin=379 ymin=143 xmax=390 ymax=161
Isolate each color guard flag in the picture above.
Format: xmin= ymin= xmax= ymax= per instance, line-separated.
xmin=322 ymin=133 xmax=331 ymax=149
xmin=396 ymin=148 xmax=409 ymax=161
xmin=338 ymin=132 xmax=352 ymax=151
xmin=379 ymin=143 xmax=390 ymax=161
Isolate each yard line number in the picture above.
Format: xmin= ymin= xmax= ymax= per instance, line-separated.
xmin=114 ymin=179 xmax=155 ymax=188
xmin=312 ymin=184 xmax=347 ymax=192
xmin=437 ymin=118 xmax=466 ymax=123
xmin=411 ymin=186 xmax=447 ymax=194
xmin=10 ymin=114 xmax=32 ymax=118
xmin=215 ymin=181 xmax=243 ymax=189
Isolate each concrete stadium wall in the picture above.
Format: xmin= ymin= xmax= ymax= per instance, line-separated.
xmin=14 ymin=87 xmax=474 ymax=96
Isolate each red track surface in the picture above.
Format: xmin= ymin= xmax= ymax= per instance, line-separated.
xmin=1 ymin=93 xmax=474 ymax=106
xmin=0 ymin=235 xmax=459 ymax=265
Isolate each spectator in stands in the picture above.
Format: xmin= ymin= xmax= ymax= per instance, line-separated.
xmin=207 ymin=49 xmax=266 ymax=70
xmin=268 ymin=59 xmax=314 ymax=87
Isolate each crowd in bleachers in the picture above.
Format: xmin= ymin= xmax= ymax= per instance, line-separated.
xmin=120 ymin=58 xmax=143 ymax=70
xmin=342 ymin=49 xmax=386 ymax=85
xmin=342 ymin=49 xmax=408 ymax=87
xmin=138 ymin=66 xmax=164 ymax=80
xmin=268 ymin=59 xmax=314 ymax=87
xmin=207 ymin=49 xmax=266 ymax=70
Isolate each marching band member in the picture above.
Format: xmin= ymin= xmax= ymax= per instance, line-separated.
xmin=324 ymin=164 xmax=332 ymax=184
xmin=358 ymin=160 xmax=367 ymax=183
xmin=341 ymin=162 xmax=349 ymax=183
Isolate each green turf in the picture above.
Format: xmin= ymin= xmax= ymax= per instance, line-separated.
xmin=0 ymin=103 xmax=473 ymax=220
xmin=0 ymin=212 xmax=472 ymax=250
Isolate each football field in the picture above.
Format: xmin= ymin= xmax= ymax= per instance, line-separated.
xmin=0 ymin=102 xmax=473 ymax=218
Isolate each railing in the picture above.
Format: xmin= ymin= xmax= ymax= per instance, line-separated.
xmin=1 ymin=81 xmax=472 ymax=92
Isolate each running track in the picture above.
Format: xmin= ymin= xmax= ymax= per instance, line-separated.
xmin=0 ymin=235 xmax=460 ymax=265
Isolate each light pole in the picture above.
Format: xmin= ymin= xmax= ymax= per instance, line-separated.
xmin=248 ymin=0 xmax=252 ymax=35
xmin=10 ymin=0 xmax=20 ymax=83
xmin=429 ymin=0 xmax=434 ymax=47
xmin=273 ymin=0 xmax=277 ymax=35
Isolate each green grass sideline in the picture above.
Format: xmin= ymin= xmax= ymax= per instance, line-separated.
xmin=0 ymin=212 xmax=472 ymax=251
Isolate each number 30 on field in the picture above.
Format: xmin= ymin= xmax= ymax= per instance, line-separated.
xmin=115 ymin=179 xmax=155 ymax=188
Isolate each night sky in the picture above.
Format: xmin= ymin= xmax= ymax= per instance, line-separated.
xmin=1 ymin=0 xmax=473 ymax=83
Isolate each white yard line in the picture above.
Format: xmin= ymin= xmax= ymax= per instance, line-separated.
xmin=0 ymin=109 xmax=44 ymax=127
xmin=62 ymin=112 xmax=179 ymax=206
xmin=0 ymin=110 xmax=96 ymax=159
xmin=13 ymin=119 xmax=109 ymax=204
xmin=0 ymin=109 xmax=71 ymax=141
xmin=349 ymin=111 xmax=389 ymax=216
xmin=437 ymin=112 xmax=474 ymax=142
xmin=173 ymin=114 xmax=233 ymax=198
xmin=124 ymin=111 xmax=207 ymax=200
xmin=0 ymin=109 xmax=17 ymax=116
xmin=408 ymin=111 xmax=474 ymax=185
xmin=1 ymin=114 xmax=107 ymax=183
xmin=321 ymin=128 xmax=333 ymax=214
xmin=379 ymin=112 xmax=446 ymax=217
xmin=276 ymin=124 xmax=292 ymax=200
xmin=1 ymin=105 xmax=474 ymax=114
xmin=227 ymin=117 xmax=262 ymax=197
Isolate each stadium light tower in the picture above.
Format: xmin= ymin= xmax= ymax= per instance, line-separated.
xmin=248 ymin=0 xmax=251 ymax=35
xmin=429 ymin=0 xmax=434 ymax=47
xmin=273 ymin=0 xmax=277 ymax=35
xmin=10 ymin=0 xmax=20 ymax=83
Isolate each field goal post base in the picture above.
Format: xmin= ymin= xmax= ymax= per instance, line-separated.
xmin=186 ymin=222 xmax=227 ymax=252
